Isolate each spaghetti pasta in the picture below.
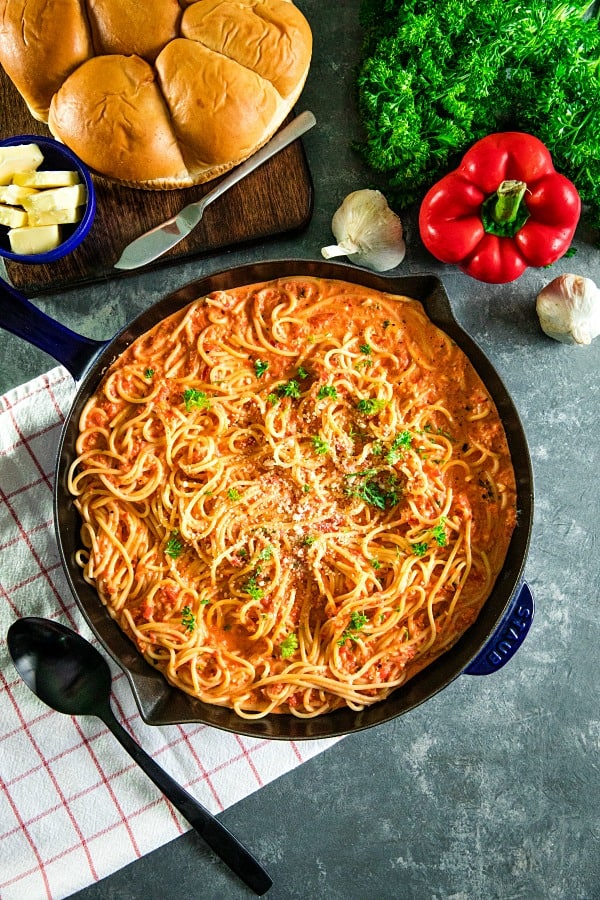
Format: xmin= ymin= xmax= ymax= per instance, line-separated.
xmin=68 ymin=277 xmax=517 ymax=718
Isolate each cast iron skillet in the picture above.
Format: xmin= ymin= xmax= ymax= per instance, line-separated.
xmin=1 ymin=260 xmax=534 ymax=740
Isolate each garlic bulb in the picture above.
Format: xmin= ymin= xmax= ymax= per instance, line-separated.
xmin=536 ymin=273 xmax=600 ymax=345
xmin=321 ymin=189 xmax=406 ymax=271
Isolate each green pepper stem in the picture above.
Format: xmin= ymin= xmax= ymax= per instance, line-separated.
xmin=492 ymin=180 xmax=527 ymax=224
xmin=481 ymin=179 xmax=530 ymax=238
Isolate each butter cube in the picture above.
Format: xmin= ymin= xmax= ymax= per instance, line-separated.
xmin=7 ymin=224 xmax=61 ymax=255
xmin=13 ymin=169 xmax=81 ymax=188
xmin=0 ymin=184 xmax=38 ymax=205
xmin=23 ymin=183 xmax=86 ymax=214
xmin=0 ymin=202 xmax=29 ymax=228
xmin=27 ymin=206 xmax=83 ymax=226
xmin=0 ymin=143 xmax=43 ymax=185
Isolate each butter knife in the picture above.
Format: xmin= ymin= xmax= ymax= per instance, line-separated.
xmin=114 ymin=110 xmax=316 ymax=271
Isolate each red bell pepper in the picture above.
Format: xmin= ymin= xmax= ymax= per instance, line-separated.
xmin=418 ymin=132 xmax=581 ymax=284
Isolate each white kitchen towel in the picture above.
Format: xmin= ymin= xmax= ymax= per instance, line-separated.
xmin=0 ymin=366 xmax=341 ymax=900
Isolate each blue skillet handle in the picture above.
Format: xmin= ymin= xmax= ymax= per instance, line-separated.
xmin=0 ymin=277 xmax=107 ymax=380
xmin=464 ymin=582 xmax=534 ymax=676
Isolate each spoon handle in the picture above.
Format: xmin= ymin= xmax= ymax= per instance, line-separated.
xmin=101 ymin=704 xmax=272 ymax=895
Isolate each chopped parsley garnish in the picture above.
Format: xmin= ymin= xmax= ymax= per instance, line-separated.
xmin=359 ymin=343 xmax=372 ymax=355
xmin=337 ymin=610 xmax=368 ymax=646
xmin=254 ymin=359 xmax=269 ymax=379
xmin=346 ymin=466 xmax=377 ymax=478
xmin=280 ymin=633 xmax=299 ymax=659
xmin=423 ymin=424 xmax=454 ymax=441
xmin=181 ymin=605 xmax=196 ymax=632
xmin=303 ymin=535 xmax=316 ymax=546
xmin=431 ymin=520 xmax=448 ymax=547
xmin=227 ymin=488 xmax=241 ymax=501
xmin=385 ymin=430 xmax=412 ymax=464
xmin=370 ymin=558 xmax=382 ymax=570
xmin=243 ymin=574 xmax=264 ymax=602
xmin=183 ymin=388 xmax=211 ymax=412
xmin=317 ymin=385 xmax=338 ymax=400
xmin=344 ymin=469 xmax=401 ymax=510
xmin=165 ymin=531 xmax=183 ymax=559
xmin=267 ymin=392 xmax=279 ymax=405
xmin=144 ymin=368 xmax=154 ymax=379
xmin=356 ymin=398 xmax=387 ymax=416
xmin=259 ymin=545 xmax=274 ymax=560
xmin=302 ymin=484 xmax=311 ymax=493
xmin=297 ymin=366 xmax=309 ymax=380
xmin=280 ymin=379 xmax=301 ymax=398
xmin=311 ymin=435 xmax=329 ymax=455
xmin=412 ymin=518 xmax=447 ymax=556
xmin=412 ymin=541 xmax=429 ymax=557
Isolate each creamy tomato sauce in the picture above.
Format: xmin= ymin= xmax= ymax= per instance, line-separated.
xmin=69 ymin=277 xmax=517 ymax=718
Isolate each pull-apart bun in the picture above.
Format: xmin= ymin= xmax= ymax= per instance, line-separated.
xmin=0 ymin=0 xmax=312 ymax=188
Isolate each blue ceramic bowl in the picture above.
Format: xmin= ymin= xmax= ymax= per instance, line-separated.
xmin=0 ymin=134 xmax=96 ymax=264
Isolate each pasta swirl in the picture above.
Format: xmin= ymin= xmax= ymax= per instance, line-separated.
xmin=69 ymin=277 xmax=517 ymax=718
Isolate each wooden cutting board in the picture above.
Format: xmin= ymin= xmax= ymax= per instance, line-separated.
xmin=0 ymin=68 xmax=314 ymax=296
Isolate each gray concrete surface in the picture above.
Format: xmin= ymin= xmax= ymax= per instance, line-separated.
xmin=1 ymin=3 xmax=599 ymax=898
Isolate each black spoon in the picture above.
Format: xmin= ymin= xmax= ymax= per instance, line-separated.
xmin=7 ymin=616 xmax=272 ymax=896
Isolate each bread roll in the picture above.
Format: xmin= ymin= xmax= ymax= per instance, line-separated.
xmin=181 ymin=0 xmax=312 ymax=99
xmin=0 ymin=0 xmax=92 ymax=121
xmin=0 ymin=0 xmax=312 ymax=188
xmin=47 ymin=56 xmax=189 ymax=185
xmin=156 ymin=39 xmax=282 ymax=173
xmin=85 ymin=0 xmax=181 ymax=63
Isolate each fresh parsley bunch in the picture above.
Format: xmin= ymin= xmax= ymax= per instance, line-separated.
xmin=355 ymin=0 xmax=600 ymax=230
